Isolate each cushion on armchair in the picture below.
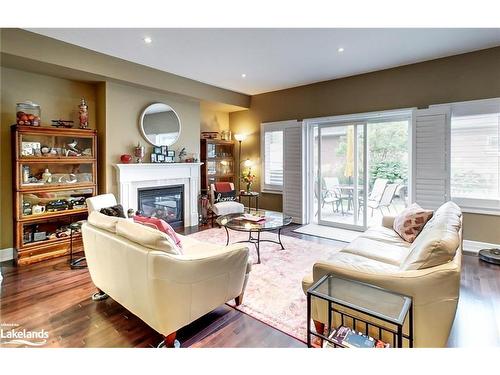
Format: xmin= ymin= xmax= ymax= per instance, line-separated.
xmin=212 ymin=201 xmax=245 ymax=216
xmin=214 ymin=190 xmax=237 ymax=203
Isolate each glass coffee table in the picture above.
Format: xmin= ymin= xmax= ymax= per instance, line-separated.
xmin=216 ymin=209 xmax=292 ymax=264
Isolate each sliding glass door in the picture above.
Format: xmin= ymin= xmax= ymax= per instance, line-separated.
xmin=312 ymin=117 xmax=410 ymax=231
xmin=316 ymin=122 xmax=368 ymax=230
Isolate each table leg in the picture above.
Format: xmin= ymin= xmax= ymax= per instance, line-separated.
xmin=224 ymin=226 xmax=230 ymax=246
xmin=256 ymin=231 xmax=261 ymax=264
xmin=277 ymin=228 xmax=285 ymax=250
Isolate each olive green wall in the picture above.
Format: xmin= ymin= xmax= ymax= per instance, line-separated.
xmin=229 ymin=46 xmax=500 ymax=243
xmin=0 ymin=67 xmax=98 ymax=250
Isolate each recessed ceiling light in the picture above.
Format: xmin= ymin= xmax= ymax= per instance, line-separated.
xmin=337 ymin=47 xmax=344 ymax=53
xmin=241 ymin=73 xmax=247 ymax=78
xmin=144 ymin=36 xmax=152 ymax=44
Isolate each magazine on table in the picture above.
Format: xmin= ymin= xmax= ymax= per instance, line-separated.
xmin=236 ymin=213 xmax=266 ymax=222
xmin=323 ymin=326 xmax=390 ymax=348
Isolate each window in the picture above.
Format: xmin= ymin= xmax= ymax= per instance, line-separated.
xmin=261 ymin=121 xmax=300 ymax=193
xmin=449 ymin=99 xmax=500 ymax=212
xmin=262 ymin=130 xmax=284 ymax=191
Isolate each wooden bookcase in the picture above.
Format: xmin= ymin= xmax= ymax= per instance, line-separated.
xmin=12 ymin=125 xmax=97 ymax=266
xmin=200 ymin=139 xmax=235 ymax=194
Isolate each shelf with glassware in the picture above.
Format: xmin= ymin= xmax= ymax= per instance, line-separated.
xmin=12 ymin=125 xmax=97 ymax=266
xmin=200 ymin=139 xmax=235 ymax=193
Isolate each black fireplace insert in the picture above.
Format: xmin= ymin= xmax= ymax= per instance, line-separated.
xmin=137 ymin=185 xmax=184 ymax=227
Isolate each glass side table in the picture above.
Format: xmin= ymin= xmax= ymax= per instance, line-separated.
xmin=307 ymin=275 xmax=413 ymax=348
xmin=69 ymin=220 xmax=87 ymax=269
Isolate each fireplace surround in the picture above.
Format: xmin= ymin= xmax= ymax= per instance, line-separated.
xmin=114 ymin=163 xmax=203 ymax=227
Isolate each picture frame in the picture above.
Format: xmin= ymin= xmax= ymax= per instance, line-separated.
xmin=151 ymin=153 xmax=157 ymax=163
xmin=161 ymin=146 xmax=168 ymax=155
xmin=165 ymin=156 xmax=175 ymax=163
xmin=167 ymin=150 xmax=175 ymax=157
xmin=153 ymin=146 xmax=162 ymax=154
xmin=157 ymin=154 xmax=165 ymax=162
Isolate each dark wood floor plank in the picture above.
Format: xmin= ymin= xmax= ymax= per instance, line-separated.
xmin=1 ymin=223 xmax=499 ymax=348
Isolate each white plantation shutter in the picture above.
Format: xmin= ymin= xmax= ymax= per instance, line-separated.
xmin=283 ymin=123 xmax=306 ymax=223
xmin=412 ymin=107 xmax=451 ymax=210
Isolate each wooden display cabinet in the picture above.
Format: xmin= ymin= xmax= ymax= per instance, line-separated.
xmin=12 ymin=125 xmax=97 ymax=265
xmin=200 ymin=139 xmax=235 ymax=194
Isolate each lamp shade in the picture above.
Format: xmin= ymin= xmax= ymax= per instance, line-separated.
xmin=244 ymin=159 xmax=253 ymax=168
xmin=234 ymin=133 xmax=247 ymax=142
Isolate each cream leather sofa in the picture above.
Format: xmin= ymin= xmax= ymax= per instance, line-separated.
xmin=82 ymin=195 xmax=251 ymax=347
xmin=302 ymin=201 xmax=463 ymax=348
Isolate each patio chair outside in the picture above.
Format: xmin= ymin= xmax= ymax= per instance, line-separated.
xmin=368 ymin=183 xmax=399 ymax=216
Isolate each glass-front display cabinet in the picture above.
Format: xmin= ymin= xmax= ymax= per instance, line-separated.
xmin=200 ymin=139 xmax=235 ymax=194
xmin=12 ymin=125 xmax=98 ymax=266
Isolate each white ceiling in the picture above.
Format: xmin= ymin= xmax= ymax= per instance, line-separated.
xmin=29 ymin=28 xmax=500 ymax=95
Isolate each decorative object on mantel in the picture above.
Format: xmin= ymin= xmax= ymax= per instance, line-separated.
xmin=178 ymin=147 xmax=187 ymax=162
xmin=51 ymin=119 xmax=74 ymax=128
xmin=16 ymin=100 xmax=41 ymax=126
xmin=134 ymin=142 xmax=145 ymax=163
xmin=201 ymin=131 xmax=219 ymax=139
xmin=241 ymin=159 xmax=255 ymax=193
xmin=78 ymin=97 xmax=89 ymax=129
xmin=120 ymin=154 xmax=133 ymax=164
xmin=150 ymin=145 xmax=175 ymax=163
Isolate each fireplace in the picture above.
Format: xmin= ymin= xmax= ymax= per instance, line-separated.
xmin=137 ymin=185 xmax=184 ymax=227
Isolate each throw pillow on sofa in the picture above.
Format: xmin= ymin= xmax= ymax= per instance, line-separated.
xmin=133 ymin=215 xmax=182 ymax=248
xmin=393 ymin=203 xmax=433 ymax=243
xmin=100 ymin=204 xmax=126 ymax=218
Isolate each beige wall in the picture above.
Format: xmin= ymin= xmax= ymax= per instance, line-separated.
xmin=104 ymin=81 xmax=201 ymax=196
xmin=229 ymin=46 xmax=500 ymax=243
xmin=200 ymin=104 xmax=230 ymax=133
xmin=0 ymin=67 xmax=97 ymax=249
xmin=1 ymin=29 xmax=250 ymax=109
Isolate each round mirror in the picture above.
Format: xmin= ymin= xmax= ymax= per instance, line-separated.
xmin=139 ymin=103 xmax=181 ymax=146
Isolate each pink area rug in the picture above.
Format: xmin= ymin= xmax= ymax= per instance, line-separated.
xmin=188 ymin=228 xmax=344 ymax=342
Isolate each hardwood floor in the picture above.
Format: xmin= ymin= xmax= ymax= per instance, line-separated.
xmin=1 ymin=223 xmax=499 ymax=348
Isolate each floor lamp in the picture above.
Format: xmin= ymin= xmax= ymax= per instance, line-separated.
xmin=234 ymin=133 xmax=247 ymax=191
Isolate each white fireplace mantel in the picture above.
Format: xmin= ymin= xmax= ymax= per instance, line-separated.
xmin=114 ymin=163 xmax=203 ymax=227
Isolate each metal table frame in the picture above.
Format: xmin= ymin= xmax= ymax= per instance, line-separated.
xmin=222 ymin=225 xmax=285 ymax=264
xmin=307 ymin=274 xmax=413 ymax=348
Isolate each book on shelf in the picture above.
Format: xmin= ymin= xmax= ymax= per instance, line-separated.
xmin=323 ymin=326 xmax=390 ymax=348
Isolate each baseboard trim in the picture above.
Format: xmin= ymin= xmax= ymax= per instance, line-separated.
xmin=463 ymin=240 xmax=500 ymax=256
xmin=0 ymin=248 xmax=14 ymax=262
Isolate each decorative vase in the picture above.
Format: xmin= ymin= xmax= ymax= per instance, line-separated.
xmin=120 ymin=154 xmax=133 ymax=164
xmin=246 ymin=183 xmax=252 ymax=193
xmin=78 ymin=97 xmax=89 ymax=129
xmin=134 ymin=142 xmax=145 ymax=163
